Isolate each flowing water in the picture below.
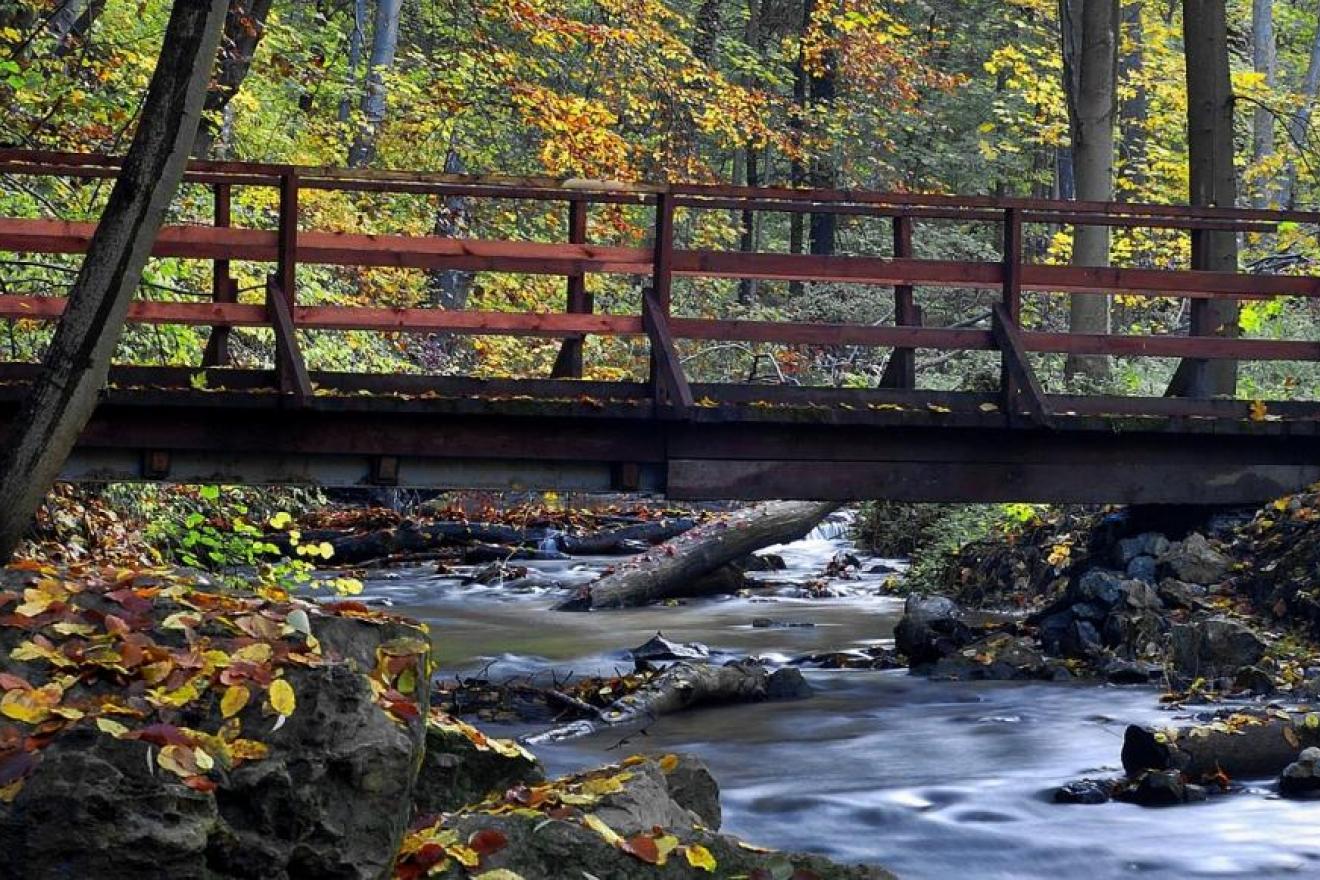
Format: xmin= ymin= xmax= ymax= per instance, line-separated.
xmin=361 ymin=516 xmax=1320 ymax=879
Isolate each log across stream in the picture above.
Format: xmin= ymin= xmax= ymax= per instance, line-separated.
xmin=357 ymin=513 xmax=1320 ymax=880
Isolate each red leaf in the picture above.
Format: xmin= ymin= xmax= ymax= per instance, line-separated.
xmin=130 ymin=723 xmax=190 ymax=747
xmin=0 ymin=673 xmax=31 ymax=692
xmin=622 ymin=834 xmax=661 ymax=864
xmin=103 ymin=614 xmax=131 ymax=636
xmin=182 ymin=774 xmax=217 ymax=792
xmin=467 ymin=828 xmax=508 ymax=856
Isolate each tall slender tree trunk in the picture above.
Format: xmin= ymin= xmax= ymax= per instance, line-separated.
xmin=1251 ymin=0 xmax=1277 ymax=207
xmin=193 ymin=0 xmax=274 ymax=158
xmin=808 ymin=39 xmax=838 ymax=257
xmin=1118 ymin=0 xmax=1148 ymax=196
xmin=1061 ymin=0 xmax=1118 ymax=380
xmin=348 ymin=0 xmax=403 ymax=167
xmin=338 ymin=0 xmax=367 ymax=124
xmin=0 ymin=0 xmax=229 ymax=561
xmin=1166 ymin=0 xmax=1239 ymax=398
xmin=1280 ymin=11 xmax=1320 ymax=208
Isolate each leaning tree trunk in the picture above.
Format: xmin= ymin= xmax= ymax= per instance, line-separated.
xmin=1166 ymin=0 xmax=1240 ymax=399
xmin=1122 ymin=712 xmax=1320 ymax=781
xmin=0 ymin=0 xmax=229 ymax=561
xmin=1280 ymin=10 xmax=1320 ymax=208
xmin=557 ymin=501 xmax=839 ymax=610
xmin=1061 ymin=0 xmax=1118 ymax=381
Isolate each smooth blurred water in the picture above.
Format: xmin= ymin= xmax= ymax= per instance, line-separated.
xmin=361 ymin=512 xmax=1320 ymax=879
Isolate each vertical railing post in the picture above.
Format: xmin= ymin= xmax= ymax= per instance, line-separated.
xmin=202 ymin=181 xmax=236 ymax=367
xmin=271 ymin=170 xmax=300 ymax=394
xmin=648 ymin=191 xmax=675 ymax=399
xmin=551 ymin=198 xmax=591 ymax=378
xmin=879 ymin=213 xmax=919 ymax=388
xmin=1000 ymin=207 xmax=1023 ymax=414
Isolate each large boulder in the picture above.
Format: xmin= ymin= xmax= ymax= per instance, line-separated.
xmin=415 ymin=713 xmax=543 ymax=815
xmin=0 ymin=566 xmax=430 ymax=880
xmin=1157 ymin=533 xmax=1231 ymax=585
xmin=894 ymin=595 xmax=974 ymax=667
xmin=930 ymin=633 xmax=1063 ymax=682
xmin=1169 ymin=617 xmax=1267 ymax=680
xmin=395 ymin=755 xmax=893 ymax=880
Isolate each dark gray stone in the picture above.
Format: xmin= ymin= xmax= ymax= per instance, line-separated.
xmin=1232 ymin=665 xmax=1276 ymax=696
xmin=1072 ymin=569 xmax=1125 ymax=609
xmin=1117 ymin=533 xmax=1171 ymax=566
xmin=415 ymin=719 xmax=543 ymax=815
xmin=765 ymin=667 xmax=814 ymax=700
xmin=1105 ymin=658 xmax=1160 ymax=685
xmin=894 ymin=595 xmax=974 ymax=667
xmin=1156 ymin=579 xmax=1206 ymax=609
xmin=1157 ymin=533 xmax=1230 ymax=585
xmin=1054 ymin=779 xmax=1112 ymax=805
xmin=629 ymin=632 xmax=710 ymax=663
xmin=1125 ymin=555 xmax=1157 ymax=582
xmin=1125 ymin=770 xmax=1194 ymax=807
xmin=1280 ymin=747 xmax=1320 ymax=798
xmin=1169 ymin=617 xmax=1267 ymax=680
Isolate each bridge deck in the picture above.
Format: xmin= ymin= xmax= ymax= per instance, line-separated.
xmin=2 ymin=150 xmax=1320 ymax=503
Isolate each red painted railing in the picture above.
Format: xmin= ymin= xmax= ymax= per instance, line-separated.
xmin=1 ymin=148 xmax=1318 ymax=423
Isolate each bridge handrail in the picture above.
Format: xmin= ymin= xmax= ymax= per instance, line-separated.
xmin=2 ymin=150 xmax=1319 ymax=421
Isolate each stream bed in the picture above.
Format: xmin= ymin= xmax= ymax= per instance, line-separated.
xmin=361 ymin=518 xmax=1320 ymax=879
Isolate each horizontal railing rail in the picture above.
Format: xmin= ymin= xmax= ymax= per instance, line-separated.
xmin=1 ymin=149 xmax=1318 ymax=423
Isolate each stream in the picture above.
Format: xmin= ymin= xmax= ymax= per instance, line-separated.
xmin=361 ymin=516 xmax=1320 ymax=879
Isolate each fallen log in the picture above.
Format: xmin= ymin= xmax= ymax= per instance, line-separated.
xmin=556 ymin=501 xmax=839 ymax=610
xmin=1122 ymin=710 xmax=1320 ymax=781
xmin=269 ymin=517 xmax=700 ymax=565
xmin=523 ymin=660 xmax=810 ymax=745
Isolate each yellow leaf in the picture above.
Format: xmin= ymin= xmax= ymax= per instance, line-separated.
xmin=96 ymin=717 xmax=130 ymax=737
xmin=1284 ymin=726 xmax=1301 ymax=748
xmin=221 ymin=685 xmax=250 ymax=719
xmin=473 ymin=871 xmax=527 ymax=880
xmin=1250 ymin=400 xmax=1268 ymax=422
xmin=229 ymin=739 xmax=270 ymax=761
xmin=157 ymin=744 xmax=197 ymax=778
xmin=268 ymin=678 xmax=296 ymax=717
xmin=193 ymin=747 xmax=215 ymax=772
xmin=658 ymin=753 xmax=680 ymax=773
xmin=318 ymin=542 xmax=335 ymax=559
xmin=0 ymin=683 xmax=62 ymax=724
xmin=583 ymin=814 xmax=622 ymax=846
xmin=234 ymin=643 xmax=273 ymax=664
xmin=684 ymin=843 xmax=717 ymax=872
xmin=0 ymin=780 xmax=22 ymax=803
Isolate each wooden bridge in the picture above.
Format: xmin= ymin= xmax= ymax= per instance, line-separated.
xmin=1 ymin=149 xmax=1320 ymax=504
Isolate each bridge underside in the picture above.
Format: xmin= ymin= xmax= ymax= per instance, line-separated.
xmin=6 ymin=367 xmax=1319 ymax=505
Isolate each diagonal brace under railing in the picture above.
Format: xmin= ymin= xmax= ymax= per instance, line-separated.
xmin=991 ymin=301 xmax=1053 ymax=428
xmin=642 ymin=286 xmax=693 ymax=415
xmin=266 ymin=276 xmax=312 ymax=405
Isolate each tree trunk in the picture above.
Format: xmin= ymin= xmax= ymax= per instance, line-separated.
xmin=1280 ymin=10 xmax=1320 ymax=208
xmin=193 ymin=0 xmax=274 ymax=159
xmin=1061 ymin=0 xmax=1118 ymax=381
xmin=557 ymin=501 xmax=839 ymax=611
xmin=348 ymin=0 xmax=403 ymax=167
xmin=1166 ymin=0 xmax=1240 ymax=399
xmin=738 ymin=0 xmax=765 ymax=305
xmin=524 ymin=660 xmax=797 ymax=744
xmin=1251 ymin=0 xmax=1276 ymax=207
xmin=1122 ymin=713 xmax=1320 ymax=781
xmin=338 ymin=0 xmax=367 ymax=124
xmin=427 ymin=148 xmax=472 ymax=310
xmin=1117 ymin=0 xmax=1148 ymax=196
xmin=0 ymin=0 xmax=229 ymax=561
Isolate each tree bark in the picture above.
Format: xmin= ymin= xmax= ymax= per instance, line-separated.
xmin=1280 ymin=9 xmax=1320 ymax=208
xmin=557 ymin=501 xmax=839 ymax=610
xmin=193 ymin=0 xmax=275 ymax=158
xmin=1117 ymin=1 xmax=1148 ymax=196
xmin=1166 ymin=0 xmax=1240 ymax=399
xmin=524 ymin=660 xmax=793 ymax=744
xmin=1123 ymin=713 xmax=1320 ymax=781
xmin=348 ymin=0 xmax=403 ymax=167
xmin=1061 ymin=0 xmax=1118 ymax=381
xmin=338 ymin=0 xmax=367 ymax=124
xmin=0 ymin=0 xmax=229 ymax=561
xmin=1251 ymin=0 xmax=1277 ymax=207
